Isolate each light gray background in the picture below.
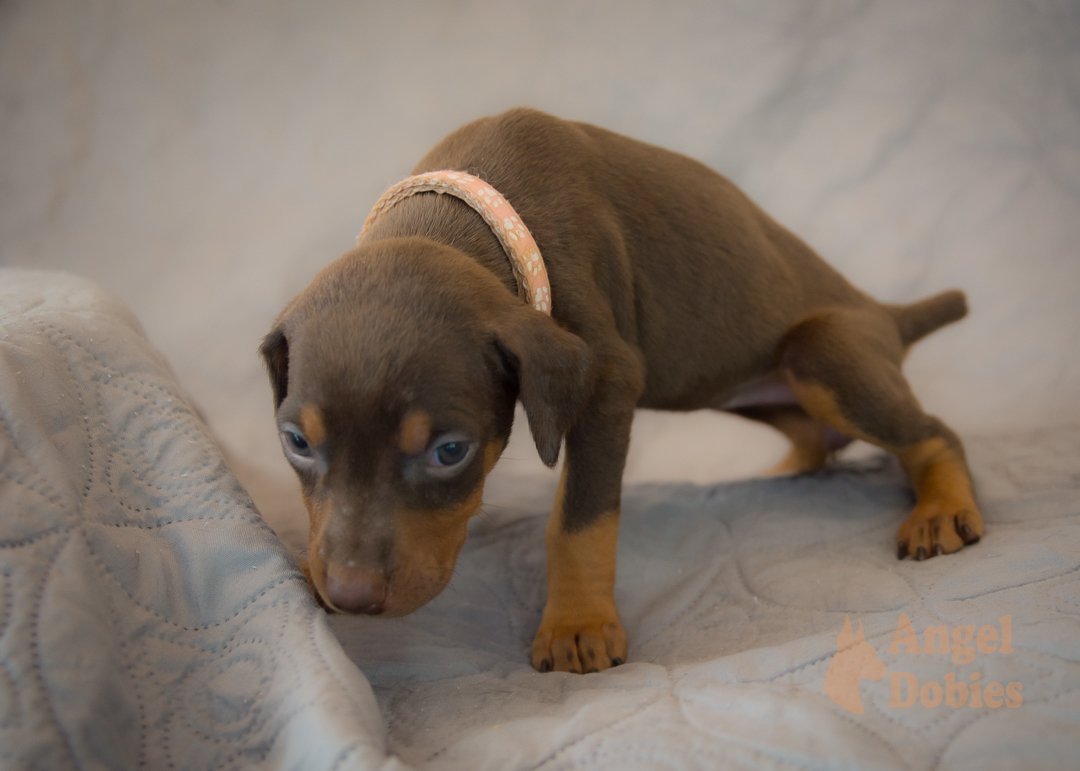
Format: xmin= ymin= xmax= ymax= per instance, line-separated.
xmin=3 ymin=0 xmax=1078 ymax=550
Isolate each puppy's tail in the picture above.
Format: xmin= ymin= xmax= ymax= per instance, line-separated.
xmin=887 ymin=289 xmax=968 ymax=347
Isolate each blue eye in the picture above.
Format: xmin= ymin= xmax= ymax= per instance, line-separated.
xmin=282 ymin=430 xmax=312 ymax=458
xmin=424 ymin=434 xmax=475 ymax=477
xmin=434 ymin=441 xmax=469 ymax=467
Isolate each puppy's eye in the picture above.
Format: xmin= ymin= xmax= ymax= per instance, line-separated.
xmin=434 ymin=441 xmax=469 ymax=467
xmin=424 ymin=434 xmax=475 ymax=478
xmin=281 ymin=429 xmax=312 ymax=458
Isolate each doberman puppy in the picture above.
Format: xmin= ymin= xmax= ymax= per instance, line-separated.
xmin=261 ymin=108 xmax=979 ymax=674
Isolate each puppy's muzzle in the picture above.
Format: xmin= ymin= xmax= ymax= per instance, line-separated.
xmin=325 ymin=563 xmax=388 ymax=615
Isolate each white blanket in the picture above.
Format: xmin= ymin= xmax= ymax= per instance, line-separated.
xmin=0 ymin=271 xmax=391 ymax=770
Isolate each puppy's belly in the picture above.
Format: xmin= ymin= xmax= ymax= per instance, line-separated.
xmin=714 ymin=372 xmax=852 ymax=452
xmin=714 ymin=371 xmax=799 ymax=410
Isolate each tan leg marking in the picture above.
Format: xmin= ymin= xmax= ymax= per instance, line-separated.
xmin=784 ymin=375 xmax=982 ymax=560
xmin=532 ymin=465 xmax=626 ymax=673
xmin=300 ymin=405 xmax=327 ymax=447
xmin=895 ymin=438 xmax=982 ymax=559
xmin=764 ymin=410 xmax=830 ymax=475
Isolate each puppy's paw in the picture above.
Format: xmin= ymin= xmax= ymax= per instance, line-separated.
xmin=531 ymin=611 xmax=627 ymax=673
xmin=897 ymin=504 xmax=982 ymax=561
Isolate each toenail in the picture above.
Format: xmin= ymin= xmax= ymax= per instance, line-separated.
xmin=898 ymin=543 xmax=909 ymax=560
xmin=540 ymin=659 xmax=552 ymax=673
xmin=916 ymin=546 xmax=927 ymax=561
xmin=934 ymin=544 xmax=944 ymax=556
xmin=611 ymin=657 xmax=624 ymax=667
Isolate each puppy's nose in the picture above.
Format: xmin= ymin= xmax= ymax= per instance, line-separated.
xmin=325 ymin=564 xmax=387 ymax=614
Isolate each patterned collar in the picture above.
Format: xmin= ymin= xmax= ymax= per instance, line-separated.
xmin=359 ymin=170 xmax=552 ymax=315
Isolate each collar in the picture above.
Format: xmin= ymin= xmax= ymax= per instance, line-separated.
xmin=359 ymin=170 xmax=552 ymax=315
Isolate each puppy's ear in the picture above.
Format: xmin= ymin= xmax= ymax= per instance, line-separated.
xmin=259 ymin=327 xmax=290 ymax=410
xmin=494 ymin=309 xmax=594 ymax=467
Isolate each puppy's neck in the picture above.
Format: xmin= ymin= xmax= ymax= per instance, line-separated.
xmin=358 ymin=192 xmax=519 ymax=300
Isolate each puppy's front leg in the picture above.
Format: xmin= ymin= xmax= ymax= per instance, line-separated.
xmin=532 ymin=398 xmax=633 ymax=673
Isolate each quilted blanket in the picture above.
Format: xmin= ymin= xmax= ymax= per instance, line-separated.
xmin=3 ymin=270 xmax=1079 ymax=770
xmin=0 ymin=270 xmax=392 ymax=770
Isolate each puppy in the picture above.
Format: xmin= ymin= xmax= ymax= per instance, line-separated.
xmin=261 ymin=108 xmax=979 ymax=674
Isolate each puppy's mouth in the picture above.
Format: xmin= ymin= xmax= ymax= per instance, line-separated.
xmin=316 ymin=559 xmax=454 ymax=617
xmin=306 ymin=501 xmax=475 ymax=617
xmin=302 ymin=467 xmax=492 ymax=617
xmin=322 ymin=562 xmax=391 ymax=615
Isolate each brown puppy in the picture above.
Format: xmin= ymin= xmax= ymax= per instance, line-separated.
xmin=261 ymin=108 xmax=979 ymax=674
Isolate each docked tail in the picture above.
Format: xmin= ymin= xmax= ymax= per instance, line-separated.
xmin=888 ymin=289 xmax=968 ymax=347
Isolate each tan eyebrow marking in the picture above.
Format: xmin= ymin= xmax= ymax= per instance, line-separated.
xmin=299 ymin=405 xmax=327 ymax=447
xmin=399 ymin=410 xmax=432 ymax=455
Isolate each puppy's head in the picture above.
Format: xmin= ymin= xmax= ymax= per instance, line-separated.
xmin=261 ymin=237 xmax=593 ymax=616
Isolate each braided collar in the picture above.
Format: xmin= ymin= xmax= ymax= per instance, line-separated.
xmin=359 ymin=171 xmax=551 ymax=315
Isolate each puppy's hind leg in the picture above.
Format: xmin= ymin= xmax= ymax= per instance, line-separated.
xmin=735 ymin=405 xmax=840 ymax=475
xmin=778 ymin=308 xmax=982 ymax=560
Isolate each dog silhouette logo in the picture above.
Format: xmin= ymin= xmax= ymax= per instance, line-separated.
xmin=824 ymin=615 xmax=888 ymax=714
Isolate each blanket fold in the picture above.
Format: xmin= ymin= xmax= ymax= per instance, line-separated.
xmin=0 ymin=269 xmax=390 ymax=771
